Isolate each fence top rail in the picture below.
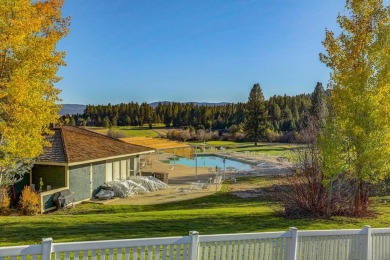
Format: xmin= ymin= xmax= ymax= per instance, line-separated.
xmin=371 ymin=228 xmax=390 ymax=234
xmin=52 ymin=236 xmax=191 ymax=252
xmin=298 ymin=229 xmax=365 ymax=237
xmin=198 ymin=231 xmax=290 ymax=242
xmin=0 ymin=245 xmax=42 ymax=257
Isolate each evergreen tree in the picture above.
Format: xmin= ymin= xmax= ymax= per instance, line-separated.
xmin=273 ymin=104 xmax=282 ymax=121
xmin=125 ymin=116 xmax=131 ymax=126
xmin=69 ymin=116 xmax=76 ymax=126
xmin=244 ymin=84 xmax=267 ymax=146
xmin=111 ymin=115 xmax=118 ymax=127
xmin=103 ymin=116 xmax=111 ymax=128
xmin=310 ymin=82 xmax=328 ymax=126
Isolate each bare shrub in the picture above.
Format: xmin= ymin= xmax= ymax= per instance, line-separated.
xmin=178 ymin=130 xmax=191 ymax=142
xmin=264 ymin=129 xmax=281 ymax=142
xmin=278 ymin=117 xmax=355 ymax=218
xmin=166 ymin=129 xmax=180 ymax=140
xmin=107 ymin=128 xmax=127 ymax=138
xmin=196 ymin=129 xmax=210 ymax=141
xmin=210 ymin=130 xmax=219 ymax=140
xmin=234 ymin=132 xmax=246 ymax=142
xmin=279 ymin=123 xmax=329 ymax=217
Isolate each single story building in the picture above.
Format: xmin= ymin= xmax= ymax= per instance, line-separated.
xmin=27 ymin=126 xmax=154 ymax=212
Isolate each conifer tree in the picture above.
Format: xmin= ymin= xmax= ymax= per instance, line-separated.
xmin=244 ymin=84 xmax=267 ymax=146
xmin=310 ymin=82 xmax=328 ymax=127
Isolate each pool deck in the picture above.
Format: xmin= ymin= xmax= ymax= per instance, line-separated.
xmin=142 ymin=151 xmax=292 ymax=184
xmin=102 ymin=152 xmax=291 ymax=206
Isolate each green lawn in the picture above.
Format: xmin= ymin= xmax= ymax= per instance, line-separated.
xmin=191 ymin=141 xmax=298 ymax=158
xmin=116 ymin=128 xmax=160 ymax=137
xmin=1 ymin=176 xmax=389 ymax=246
xmin=88 ymin=128 xmax=296 ymax=158
xmin=87 ymin=126 xmax=168 ymax=138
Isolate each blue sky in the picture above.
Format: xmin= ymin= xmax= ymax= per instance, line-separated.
xmin=57 ymin=0 xmax=345 ymax=105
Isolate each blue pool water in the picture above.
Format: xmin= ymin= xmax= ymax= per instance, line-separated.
xmin=167 ymin=155 xmax=253 ymax=170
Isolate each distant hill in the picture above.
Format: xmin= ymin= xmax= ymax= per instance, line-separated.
xmin=149 ymin=101 xmax=230 ymax=108
xmin=59 ymin=104 xmax=86 ymax=115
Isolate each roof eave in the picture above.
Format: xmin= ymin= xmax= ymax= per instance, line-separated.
xmin=35 ymin=149 xmax=155 ymax=167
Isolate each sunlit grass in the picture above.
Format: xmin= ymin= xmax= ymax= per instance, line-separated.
xmin=117 ymin=128 xmax=159 ymax=137
xmin=191 ymin=141 xmax=299 ymax=158
xmin=86 ymin=126 xmax=165 ymax=138
xmin=1 ymin=176 xmax=389 ymax=246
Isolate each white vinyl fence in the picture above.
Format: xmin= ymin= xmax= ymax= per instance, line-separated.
xmin=1 ymin=226 xmax=389 ymax=260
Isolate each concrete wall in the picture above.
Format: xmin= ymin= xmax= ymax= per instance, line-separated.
xmin=32 ymin=165 xmax=66 ymax=191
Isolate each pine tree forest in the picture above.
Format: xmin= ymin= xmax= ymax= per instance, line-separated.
xmin=61 ymin=83 xmax=325 ymax=140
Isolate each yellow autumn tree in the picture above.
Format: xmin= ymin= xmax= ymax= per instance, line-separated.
xmin=320 ymin=0 xmax=390 ymax=214
xmin=0 ymin=0 xmax=69 ymax=189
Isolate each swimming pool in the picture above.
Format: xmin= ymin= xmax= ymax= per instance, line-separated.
xmin=166 ymin=155 xmax=253 ymax=170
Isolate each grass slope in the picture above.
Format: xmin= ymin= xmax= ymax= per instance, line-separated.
xmin=87 ymin=126 xmax=168 ymax=138
xmin=1 ymin=177 xmax=388 ymax=246
xmin=192 ymin=141 xmax=298 ymax=158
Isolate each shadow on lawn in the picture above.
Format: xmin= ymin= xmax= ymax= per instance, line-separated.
xmin=48 ymin=178 xmax=283 ymax=215
xmin=53 ymin=192 xmax=272 ymax=215
xmin=1 ymin=211 xmax=330 ymax=245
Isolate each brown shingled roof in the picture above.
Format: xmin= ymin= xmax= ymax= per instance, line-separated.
xmin=37 ymin=126 xmax=154 ymax=163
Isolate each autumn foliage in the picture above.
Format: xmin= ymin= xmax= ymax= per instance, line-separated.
xmin=0 ymin=0 xmax=69 ymax=189
xmin=19 ymin=186 xmax=40 ymax=215
xmin=316 ymin=0 xmax=390 ymax=215
xmin=0 ymin=188 xmax=10 ymax=215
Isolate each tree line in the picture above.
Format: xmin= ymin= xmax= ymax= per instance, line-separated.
xmin=61 ymin=84 xmax=326 ymax=136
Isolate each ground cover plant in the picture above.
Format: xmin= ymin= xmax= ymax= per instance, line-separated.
xmin=1 ymin=176 xmax=389 ymax=247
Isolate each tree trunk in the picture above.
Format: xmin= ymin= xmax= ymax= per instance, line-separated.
xmin=353 ymin=181 xmax=370 ymax=215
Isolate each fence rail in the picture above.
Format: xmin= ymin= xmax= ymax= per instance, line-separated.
xmin=1 ymin=226 xmax=389 ymax=260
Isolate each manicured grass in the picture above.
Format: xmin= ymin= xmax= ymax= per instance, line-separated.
xmin=1 ymin=176 xmax=389 ymax=246
xmin=87 ymin=126 xmax=164 ymax=138
xmin=204 ymin=141 xmax=241 ymax=147
xmin=88 ymin=128 xmax=295 ymax=157
xmin=191 ymin=141 xmax=298 ymax=158
xmin=231 ymin=143 xmax=299 ymax=158
xmin=116 ymin=128 xmax=160 ymax=138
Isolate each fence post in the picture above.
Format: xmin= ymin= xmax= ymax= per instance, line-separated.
xmin=289 ymin=227 xmax=298 ymax=260
xmin=189 ymin=231 xmax=199 ymax=260
xmin=42 ymin=238 xmax=53 ymax=260
xmin=364 ymin=225 xmax=372 ymax=260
